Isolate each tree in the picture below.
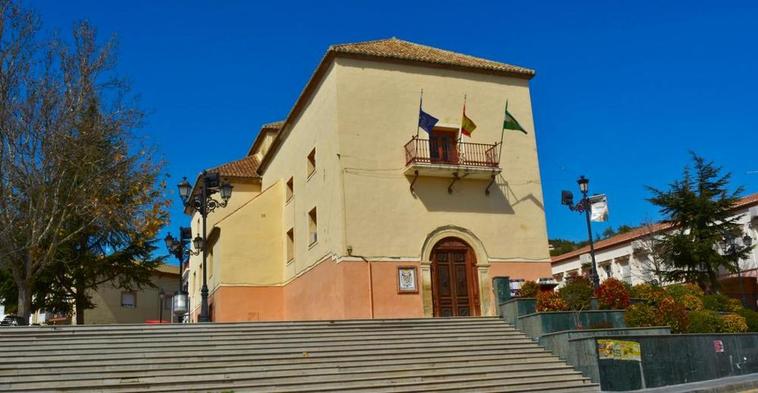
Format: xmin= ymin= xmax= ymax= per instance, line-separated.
xmin=647 ymin=153 xmax=751 ymax=293
xmin=0 ymin=2 xmax=168 ymax=321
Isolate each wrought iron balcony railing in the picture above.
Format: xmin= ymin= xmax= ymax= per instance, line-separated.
xmin=404 ymin=136 xmax=499 ymax=168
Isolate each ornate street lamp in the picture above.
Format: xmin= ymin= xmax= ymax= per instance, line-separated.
xmin=561 ymin=175 xmax=600 ymax=289
xmin=164 ymin=226 xmax=192 ymax=323
xmin=177 ymin=171 xmax=233 ymax=323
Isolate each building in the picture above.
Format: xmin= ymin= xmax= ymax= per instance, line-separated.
xmin=184 ymin=38 xmax=552 ymax=322
xmin=551 ymin=193 xmax=758 ymax=286
xmin=83 ymin=264 xmax=180 ymax=324
xmin=29 ymin=264 xmax=180 ymax=325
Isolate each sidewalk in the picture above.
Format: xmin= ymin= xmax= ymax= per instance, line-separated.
xmin=626 ymin=373 xmax=758 ymax=393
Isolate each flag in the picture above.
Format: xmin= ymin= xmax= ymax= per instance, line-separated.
xmin=590 ymin=194 xmax=609 ymax=222
xmin=418 ymin=108 xmax=438 ymax=133
xmin=503 ymin=102 xmax=527 ymax=134
xmin=461 ymin=105 xmax=477 ymax=137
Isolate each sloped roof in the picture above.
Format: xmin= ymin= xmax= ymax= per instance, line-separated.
xmin=247 ymin=120 xmax=285 ymax=157
xmin=331 ymin=38 xmax=535 ymax=77
xmin=208 ymin=155 xmax=260 ymax=179
xmin=257 ymin=38 xmax=535 ymax=173
xmin=551 ymin=192 xmax=758 ymax=264
xmin=154 ymin=264 xmax=180 ymax=276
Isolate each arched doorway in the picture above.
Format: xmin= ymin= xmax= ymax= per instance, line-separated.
xmin=431 ymin=237 xmax=480 ymax=317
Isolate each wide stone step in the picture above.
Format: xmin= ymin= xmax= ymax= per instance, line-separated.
xmin=0 ymin=317 xmax=599 ymax=392
xmin=1 ymin=340 xmax=545 ymax=364
xmin=1 ymin=366 xmax=588 ymax=392
xmin=0 ymin=330 xmax=524 ymax=353
xmin=0 ymin=348 xmax=552 ymax=375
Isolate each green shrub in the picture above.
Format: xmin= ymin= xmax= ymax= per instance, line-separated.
xmin=665 ymin=283 xmax=704 ymax=302
xmin=536 ymin=290 xmax=567 ymax=312
xmin=518 ymin=281 xmax=539 ymax=298
xmin=680 ymin=294 xmax=704 ymax=311
xmin=688 ymin=310 xmax=723 ymax=333
xmin=736 ymin=308 xmax=758 ymax=332
xmin=702 ymin=294 xmax=741 ymax=312
xmin=558 ymin=276 xmax=593 ymax=310
xmin=624 ymin=304 xmax=661 ymax=327
xmin=595 ymin=278 xmax=630 ymax=309
xmin=721 ymin=313 xmax=748 ymax=333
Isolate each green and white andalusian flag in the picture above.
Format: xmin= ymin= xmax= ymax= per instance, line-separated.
xmin=503 ymin=101 xmax=527 ymax=134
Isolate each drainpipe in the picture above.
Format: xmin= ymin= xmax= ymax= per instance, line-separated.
xmin=347 ymin=246 xmax=374 ymax=319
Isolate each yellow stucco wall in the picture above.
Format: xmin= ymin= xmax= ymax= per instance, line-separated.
xmin=260 ymin=62 xmax=346 ymax=283
xmin=334 ymin=57 xmax=549 ymax=263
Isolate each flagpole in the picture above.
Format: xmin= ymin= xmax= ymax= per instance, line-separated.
xmin=458 ymin=94 xmax=466 ymax=143
xmin=416 ymin=89 xmax=423 ymax=138
xmin=498 ymin=100 xmax=508 ymax=165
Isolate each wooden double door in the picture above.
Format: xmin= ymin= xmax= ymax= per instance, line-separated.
xmin=431 ymin=238 xmax=480 ymax=317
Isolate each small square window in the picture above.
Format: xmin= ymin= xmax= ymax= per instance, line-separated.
xmin=286 ymin=177 xmax=294 ymax=201
xmin=121 ymin=292 xmax=137 ymax=308
xmin=308 ymin=207 xmax=317 ymax=245
xmin=286 ymin=228 xmax=294 ymax=262
xmin=307 ymin=148 xmax=316 ymax=178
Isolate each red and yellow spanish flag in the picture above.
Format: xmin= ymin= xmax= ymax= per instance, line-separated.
xmin=461 ymin=104 xmax=477 ymax=137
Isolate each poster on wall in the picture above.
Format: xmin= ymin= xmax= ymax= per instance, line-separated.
xmin=397 ymin=266 xmax=418 ymax=293
xmin=597 ymin=339 xmax=641 ymax=361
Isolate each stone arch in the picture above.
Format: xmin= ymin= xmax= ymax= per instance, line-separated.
xmin=419 ymin=226 xmax=492 ymax=317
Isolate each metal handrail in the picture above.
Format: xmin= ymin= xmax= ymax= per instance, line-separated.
xmin=405 ymin=136 xmax=499 ymax=167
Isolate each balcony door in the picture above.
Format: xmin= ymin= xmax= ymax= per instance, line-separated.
xmin=431 ymin=238 xmax=480 ymax=317
xmin=429 ymin=128 xmax=458 ymax=165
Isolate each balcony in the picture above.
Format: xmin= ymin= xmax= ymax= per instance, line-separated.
xmin=404 ymin=136 xmax=501 ymax=193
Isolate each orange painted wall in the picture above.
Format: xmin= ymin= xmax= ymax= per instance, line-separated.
xmin=211 ymin=286 xmax=284 ymax=321
xmin=207 ymin=259 xmax=547 ymax=322
xmin=487 ymin=261 xmax=552 ymax=282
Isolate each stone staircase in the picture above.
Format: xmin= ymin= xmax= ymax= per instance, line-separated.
xmin=0 ymin=317 xmax=599 ymax=392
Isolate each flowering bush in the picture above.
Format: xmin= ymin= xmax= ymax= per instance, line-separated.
xmin=558 ymin=276 xmax=593 ymax=310
xmin=536 ymin=290 xmax=568 ymax=312
xmin=736 ymin=308 xmax=758 ymax=332
xmin=680 ymin=294 xmax=704 ymax=311
xmin=518 ymin=281 xmax=539 ymax=298
xmin=630 ymin=283 xmax=667 ymax=306
xmin=624 ymin=304 xmax=661 ymax=327
xmin=658 ymin=296 xmax=689 ymax=333
xmin=721 ymin=313 xmax=748 ymax=333
xmin=595 ymin=278 xmax=630 ymax=309
xmin=665 ymin=283 xmax=704 ymax=302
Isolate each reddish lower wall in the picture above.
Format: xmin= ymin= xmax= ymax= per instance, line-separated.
xmin=209 ymin=259 xmax=551 ymax=322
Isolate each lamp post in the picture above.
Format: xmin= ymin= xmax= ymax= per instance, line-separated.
xmin=561 ymin=176 xmax=600 ymax=289
xmin=158 ymin=289 xmax=165 ymax=323
xmin=164 ymin=226 xmax=192 ymax=323
xmin=177 ymin=171 xmax=233 ymax=323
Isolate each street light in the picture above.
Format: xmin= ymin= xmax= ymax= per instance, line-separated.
xmin=177 ymin=171 xmax=233 ymax=323
xmin=159 ymin=289 xmax=165 ymax=323
xmin=164 ymin=226 xmax=192 ymax=323
xmin=561 ymin=175 xmax=600 ymax=289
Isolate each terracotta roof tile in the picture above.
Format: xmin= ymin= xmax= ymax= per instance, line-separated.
xmin=261 ymin=121 xmax=284 ymax=130
xmin=551 ymin=192 xmax=758 ymax=264
xmin=208 ymin=155 xmax=260 ymax=178
xmin=331 ymin=38 xmax=535 ymax=78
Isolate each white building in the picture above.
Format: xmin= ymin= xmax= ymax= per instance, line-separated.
xmin=551 ymin=193 xmax=758 ymax=286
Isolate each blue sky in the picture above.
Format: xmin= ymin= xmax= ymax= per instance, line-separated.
xmin=31 ymin=1 xmax=758 ymax=249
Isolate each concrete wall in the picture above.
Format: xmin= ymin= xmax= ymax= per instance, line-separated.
xmin=573 ymin=333 xmax=758 ymax=391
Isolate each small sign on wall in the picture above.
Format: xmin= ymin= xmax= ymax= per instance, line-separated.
xmin=397 ymin=266 xmax=418 ymax=294
xmin=713 ymin=340 xmax=724 ymax=353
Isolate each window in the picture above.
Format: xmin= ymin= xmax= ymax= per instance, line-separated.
xmin=286 ymin=177 xmax=294 ymax=201
xmin=307 ymin=148 xmax=316 ymax=178
xmin=308 ymin=207 xmax=317 ymax=245
xmin=286 ymin=228 xmax=294 ymax=262
xmin=121 ymin=292 xmax=136 ymax=308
